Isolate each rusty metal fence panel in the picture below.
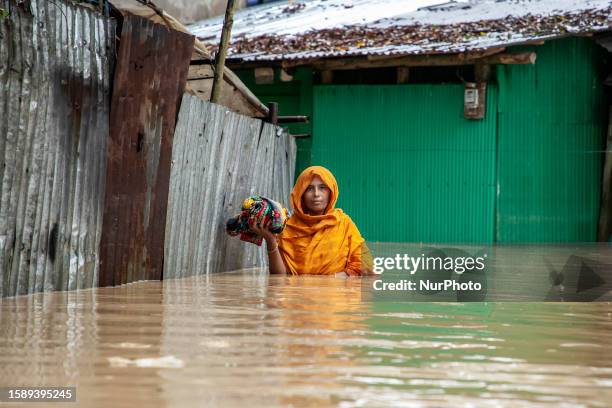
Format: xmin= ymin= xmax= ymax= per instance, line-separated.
xmin=99 ymin=13 xmax=194 ymax=287
xmin=0 ymin=0 xmax=115 ymax=297
xmin=164 ymin=94 xmax=296 ymax=278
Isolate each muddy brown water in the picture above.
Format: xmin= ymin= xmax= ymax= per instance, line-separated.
xmin=0 ymin=269 xmax=611 ymax=407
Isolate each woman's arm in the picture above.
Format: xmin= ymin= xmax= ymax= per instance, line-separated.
xmin=345 ymin=227 xmax=373 ymax=276
xmin=251 ymin=220 xmax=287 ymax=275
xmin=263 ymin=236 xmax=287 ymax=275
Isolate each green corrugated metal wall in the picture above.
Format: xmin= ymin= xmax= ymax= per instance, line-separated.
xmin=313 ymin=84 xmax=498 ymax=243
xmin=237 ymin=38 xmax=606 ymax=244
xmin=497 ymin=38 xmax=606 ymax=242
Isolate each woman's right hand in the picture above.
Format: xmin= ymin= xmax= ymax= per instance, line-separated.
xmin=250 ymin=218 xmax=276 ymax=244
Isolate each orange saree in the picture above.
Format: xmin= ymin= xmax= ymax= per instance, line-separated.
xmin=277 ymin=166 xmax=372 ymax=276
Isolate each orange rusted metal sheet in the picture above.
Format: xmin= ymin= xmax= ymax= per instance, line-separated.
xmin=100 ymin=14 xmax=194 ymax=287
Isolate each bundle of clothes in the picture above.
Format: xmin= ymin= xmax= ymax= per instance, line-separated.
xmin=226 ymin=195 xmax=291 ymax=246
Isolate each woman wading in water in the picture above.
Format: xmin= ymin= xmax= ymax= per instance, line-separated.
xmin=251 ymin=166 xmax=372 ymax=276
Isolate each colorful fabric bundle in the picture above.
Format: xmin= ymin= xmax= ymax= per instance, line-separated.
xmin=226 ymin=195 xmax=291 ymax=246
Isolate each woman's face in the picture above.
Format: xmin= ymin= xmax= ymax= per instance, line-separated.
xmin=301 ymin=175 xmax=331 ymax=215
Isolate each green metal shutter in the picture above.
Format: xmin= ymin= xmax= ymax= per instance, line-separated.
xmin=312 ymin=84 xmax=498 ymax=243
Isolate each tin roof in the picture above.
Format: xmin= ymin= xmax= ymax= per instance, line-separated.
xmin=188 ymin=0 xmax=612 ymax=62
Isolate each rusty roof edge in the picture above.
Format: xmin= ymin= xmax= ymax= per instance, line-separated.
xmin=108 ymin=0 xmax=269 ymax=117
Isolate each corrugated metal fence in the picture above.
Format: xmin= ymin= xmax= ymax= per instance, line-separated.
xmin=0 ymin=0 xmax=115 ymax=297
xmin=164 ymin=94 xmax=296 ymax=278
xmin=312 ymin=84 xmax=497 ymax=244
xmin=98 ymin=13 xmax=194 ymax=287
xmin=0 ymin=1 xmax=296 ymax=297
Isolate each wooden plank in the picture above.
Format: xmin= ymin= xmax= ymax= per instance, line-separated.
xmin=367 ymin=47 xmax=506 ymax=62
xmin=211 ymin=0 xmax=237 ymax=103
xmin=224 ymin=47 xmax=539 ymax=72
xmin=187 ymin=64 xmax=214 ymax=80
xmin=464 ymin=82 xmax=487 ymax=120
xmin=321 ymin=70 xmax=333 ymax=83
xmin=254 ymin=67 xmax=274 ymax=84
xmin=312 ymin=52 xmax=536 ymax=71
xmin=464 ymin=64 xmax=491 ymax=120
xmin=475 ymin=64 xmax=492 ymax=82
xmin=397 ymin=67 xmax=410 ymax=84
xmin=227 ymin=48 xmax=531 ymax=71
xmin=268 ymin=102 xmax=278 ymax=124
xmin=186 ymin=63 xmax=267 ymax=118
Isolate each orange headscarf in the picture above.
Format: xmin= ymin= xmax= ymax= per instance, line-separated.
xmin=278 ymin=166 xmax=372 ymax=276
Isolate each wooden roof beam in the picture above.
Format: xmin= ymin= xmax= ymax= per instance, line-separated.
xmin=366 ymin=46 xmax=506 ymax=62
xmin=224 ymin=49 xmax=536 ymax=71
xmin=309 ymin=52 xmax=536 ymax=71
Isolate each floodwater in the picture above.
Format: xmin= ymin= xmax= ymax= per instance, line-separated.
xmin=1 ymin=270 xmax=612 ymax=407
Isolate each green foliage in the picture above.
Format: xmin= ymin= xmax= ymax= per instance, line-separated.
xmin=0 ymin=8 xmax=8 ymax=19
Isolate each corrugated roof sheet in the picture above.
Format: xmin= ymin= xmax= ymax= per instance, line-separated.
xmin=188 ymin=0 xmax=612 ymax=62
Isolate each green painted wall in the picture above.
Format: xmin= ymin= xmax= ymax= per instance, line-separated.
xmin=496 ymin=38 xmax=607 ymax=242
xmin=312 ymin=84 xmax=498 ymax=243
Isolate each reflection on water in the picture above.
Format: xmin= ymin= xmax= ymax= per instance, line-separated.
xmin=0 ymin=270 xmax=611 ymax=407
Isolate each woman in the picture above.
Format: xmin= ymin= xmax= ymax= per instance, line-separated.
xmin=251 ymin=166 xmax=372 ymax=276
